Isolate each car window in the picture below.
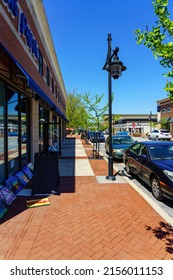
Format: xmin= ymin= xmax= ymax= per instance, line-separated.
xmin=113 ymin=138 xmax=122 ymax=144
xmin=112 ymin=136 xmax=134 ymax=145
xmin=139 ymin=145 xmax=148 ymax=157
xmin=149 ymin=145 xmax=173 ymax=160
xmin=129 ymin=143 xmax=141 ymax=155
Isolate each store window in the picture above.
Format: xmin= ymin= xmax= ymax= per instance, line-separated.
xmin=39 ymin=105 xmax=49 ymax=152
xmin=167 ymin=107 xmax=171 ymax=113
xmin=6 ymin=87 xmax=30 ymax=179
xmin=52 ymin=78 xmax=54 ymax=94
xmin=38 ymin=50 xmax=43 ymax=76
xmin=21 ymin=95 xmax=30 ymax=168
xmin=0 ymin=78 xmax=31 ymax=181
xmin=52 ymin=114 xmax=59 ymax=145
xmin=55 ymin=85 xmax=57 ymax=98
xmin=46 ymin=66 xmax=50 ymax=87
xmin=0 ymin=82 xmax=5 ymax=182
xmin=7 ymin=90 xmax=19 ymax=177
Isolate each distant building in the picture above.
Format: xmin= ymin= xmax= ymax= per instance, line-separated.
xmin=104 ymin=114 xmax=157 ymax=135
xmin=156 ymin=97 xmax=173 ymax=134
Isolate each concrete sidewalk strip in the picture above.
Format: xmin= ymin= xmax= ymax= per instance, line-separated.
xmin=96 ymin=175 xmax=126 ymax=184
xmin=59 ymin=159 xmax=94 ymax=176
xmin=61 ymin=140 xmax=87 ymax=157
xmin=60 ymin=148 xmax=86 ymax=157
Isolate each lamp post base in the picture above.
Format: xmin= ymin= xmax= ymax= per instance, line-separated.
xmin=106 ymin=175 xmax=116 ymax=181
xmin=106 ymin=155 xmax=115 ymax=180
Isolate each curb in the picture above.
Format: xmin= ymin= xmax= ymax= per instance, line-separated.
xmin=98 ymin=150 xmax=173 ymax=227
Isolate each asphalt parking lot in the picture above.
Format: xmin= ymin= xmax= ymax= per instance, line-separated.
xmin=98 ymin=138 xmax=173 ymax=222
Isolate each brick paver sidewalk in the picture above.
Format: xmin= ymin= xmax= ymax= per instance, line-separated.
xmin=0 ymin=136 xmax=173 ymax=260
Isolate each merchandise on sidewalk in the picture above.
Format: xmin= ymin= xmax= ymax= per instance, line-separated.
xmin=26 ymin=197 xmax=50 ymax=208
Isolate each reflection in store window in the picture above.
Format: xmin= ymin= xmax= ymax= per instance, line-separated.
xmin=0 ymin=83 xmax=5 ymax=182
xmin=8 ymin=90 xmax=19 ymax=177
xmin=21 ymin=96 xmax=29 ymax=167
xmin=39 ymin=105 xmax=48 ymax=152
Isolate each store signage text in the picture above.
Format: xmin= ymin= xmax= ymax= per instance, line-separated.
xmin=2 ymin=0 xmax=19 ymax=17
xmin=2 ymin=0 xmax=39 ymax=59
xmin=19 ymin=12 xmax=38 ymax=59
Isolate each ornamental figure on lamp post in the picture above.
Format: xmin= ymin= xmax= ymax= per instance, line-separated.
xmin=103 ymin=33 xmax=127 ymax=180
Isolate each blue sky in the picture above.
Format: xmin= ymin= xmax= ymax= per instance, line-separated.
xmin=42 ymin=0 xmax=168 ymax=115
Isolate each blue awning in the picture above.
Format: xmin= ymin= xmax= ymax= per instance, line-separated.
xmin=0 ymin=42 xmax=68 ymax=121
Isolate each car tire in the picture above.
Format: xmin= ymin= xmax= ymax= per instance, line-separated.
xmin=151 ymin=176 xmax=164 ymax=201
xmin=125 ymin=161 xmax=131 ymax=175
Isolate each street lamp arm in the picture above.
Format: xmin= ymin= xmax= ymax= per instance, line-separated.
xmin=103 ymin=47 xmax=119 ymax=70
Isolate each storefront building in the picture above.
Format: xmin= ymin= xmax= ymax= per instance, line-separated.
xmin=156 ymin=97 xmax=173 ymax=134
xmin=112 ymin=114 xmax=157 ymax=135
xmin=0 ymin=0 xmax=67 ymax=183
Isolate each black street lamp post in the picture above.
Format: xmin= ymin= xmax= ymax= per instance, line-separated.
xmin=149 ymin=111 xmax=152 ymax=132
xmin=103 ymin=33 xmax=126 ymax=180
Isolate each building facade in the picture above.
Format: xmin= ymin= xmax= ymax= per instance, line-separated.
xmin=156 ymin=97 xmax=173 ymax=134
xmin=0 ymin=0 xmax=67 ymax=183
xmin=112 ymin=114 xmax=157 ymax=135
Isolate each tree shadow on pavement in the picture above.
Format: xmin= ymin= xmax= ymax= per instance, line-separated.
xmin=145 ymin=222 xmax=173 ymax=257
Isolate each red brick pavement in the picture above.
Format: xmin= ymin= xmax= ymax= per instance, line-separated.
xmin=0 ymin=136 xmax=173 ymax=260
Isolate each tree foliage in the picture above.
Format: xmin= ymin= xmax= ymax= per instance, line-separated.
xmin=78 ymin=92 xmax=109 ymax=130
xmin=66 ymin=90 xmax=89 ymax=129
xmin=66 ymin=90 xmax=110 ymax=131
xmin=134 ymin=0 xmax=173 ymax=100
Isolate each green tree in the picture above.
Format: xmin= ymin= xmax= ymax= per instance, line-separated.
xmin=134 ymin=0 xmax=173 ymax=99
xmin=103 ymin=114 xmax=121 ymax=134
xmin=160 ymin=117 xmax=169 ymax=129
xmin=66 ymin=90 xmax=89 ymax=130
xmin=78 ymin=92 xmax=109 ymax=130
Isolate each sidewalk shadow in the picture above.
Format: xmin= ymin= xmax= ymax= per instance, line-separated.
xmin=145 ymin=222 xmax=173 ymax=258
xmin=0 ymin=195 xmax=47 ymax=224
xmin=0 ymin=137 xmax=76 ymax=224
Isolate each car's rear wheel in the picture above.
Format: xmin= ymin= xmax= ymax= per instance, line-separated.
xmin=151 ymin=176 xmax=164 ymax=201
xmin=125 ymin=161 xmax=131 ymax=175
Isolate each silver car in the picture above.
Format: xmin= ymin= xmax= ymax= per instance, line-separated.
xmin=148 ymin=129 xmax=172 ymax=141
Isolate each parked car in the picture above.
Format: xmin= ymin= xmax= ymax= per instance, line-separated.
xmin=21 ymin=133 xmax=27 ymax=143
xmin=89 ymin=131 xmax=105 ymax=142
xmin=105 ymin=134 xmax=135 ymax=159
xmin=148 ymin=129 xmax=172 ymax=141
xmin=123 ymin=141 xmax=173 ymax=201
xmin=8 ymin=132 xmax=18 ymax=136
xmin=116 ymin=131 xmax=129 ymax=136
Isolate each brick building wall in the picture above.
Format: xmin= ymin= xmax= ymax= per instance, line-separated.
xmin=0 ymin=0 xmax=66 ymax=115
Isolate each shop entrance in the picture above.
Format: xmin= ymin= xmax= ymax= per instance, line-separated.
xmin=43 ymin=122 xmax=61 ymax=155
